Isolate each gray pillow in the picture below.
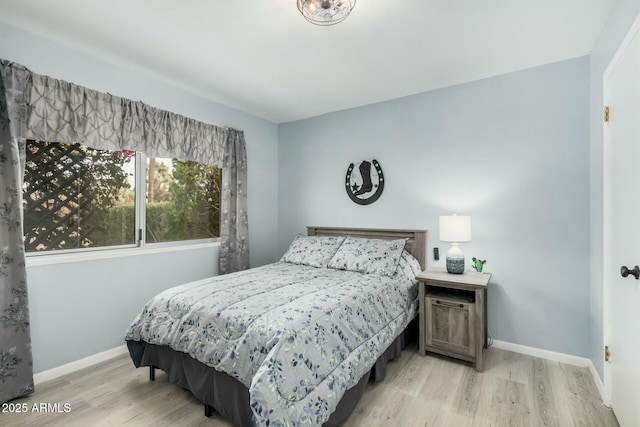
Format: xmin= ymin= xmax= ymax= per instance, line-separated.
xmin=280 ymin=235 xmax=346 ymax=268
xmin=327 ymin=236 xmax=407 ymax=276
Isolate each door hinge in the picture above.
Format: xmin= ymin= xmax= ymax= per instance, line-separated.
xmin=605 ymin=345 xmax=611 ymax=362
xmin=604 ymin=105 xmax=610 ymax=123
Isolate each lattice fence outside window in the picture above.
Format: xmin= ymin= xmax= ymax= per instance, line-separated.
xmin=22 ymin=140 xmax=135 ymax=252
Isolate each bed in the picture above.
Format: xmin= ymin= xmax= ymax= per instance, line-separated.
xmin=125 ymin=226 xmax=427 ymax=426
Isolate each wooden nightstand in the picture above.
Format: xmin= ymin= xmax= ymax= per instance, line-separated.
xmin=416 ymin=268 xmax=491 ymax=372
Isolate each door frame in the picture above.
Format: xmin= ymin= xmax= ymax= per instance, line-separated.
xmin=602 ymin=9 xmax=640 ymax=408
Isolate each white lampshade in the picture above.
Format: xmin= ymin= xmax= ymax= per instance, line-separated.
xmin=439 ymin=215 xmax=471 ymax=243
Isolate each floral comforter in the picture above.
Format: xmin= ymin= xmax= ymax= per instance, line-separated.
xmin=125 ymin=262 xmax=418 ymax=426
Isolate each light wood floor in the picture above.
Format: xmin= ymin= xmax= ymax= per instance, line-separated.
xmin=0 ymin=344 xmax=617 ymax=427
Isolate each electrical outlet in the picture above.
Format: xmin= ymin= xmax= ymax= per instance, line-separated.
xmin=434 ymin=247 xmax=439 ymax=260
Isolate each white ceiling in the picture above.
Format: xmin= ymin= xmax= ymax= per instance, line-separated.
xmin=0 ymin=0 xmax=613 ymax=123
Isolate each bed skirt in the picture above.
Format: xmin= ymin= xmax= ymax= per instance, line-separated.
xmin=127 ymin=318 xmax=416 ymax=426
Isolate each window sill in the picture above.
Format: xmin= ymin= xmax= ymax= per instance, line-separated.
xmin=26 ymin=241 xmax=220 ymax=268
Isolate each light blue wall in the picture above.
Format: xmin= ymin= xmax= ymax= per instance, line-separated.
xmin=0 ymin=22 xmax=279 ymax=373
xmin=278 ymin=57 xmax=591 ymax=357
xmin=589 ymin=0 xmax=640 ymax=381
xmin=27 ymin=248 xmax=218 ymax=372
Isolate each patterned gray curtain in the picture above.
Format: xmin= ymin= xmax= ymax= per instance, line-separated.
xmin=219 ymin=129 xmax=249 ymax=273
xmin=0 ymin=61 xmax=34 ymax=403
xmin=27 ymin=74 xmax=227 ymax=167
xmin=23 ymin=69 xmax=249 ymax=273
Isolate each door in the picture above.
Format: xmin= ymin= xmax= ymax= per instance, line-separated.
xmin=604 ymin=13 xmax=640 ymax=427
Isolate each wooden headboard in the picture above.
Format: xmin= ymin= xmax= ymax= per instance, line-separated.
xmin=307 ymin=226 xmax=427 ymax=270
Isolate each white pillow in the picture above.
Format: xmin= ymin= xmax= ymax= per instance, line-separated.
xmin=395 ymin=250 xmax=423 ymax=278
xmin=280 ymin=235 xmax=346 ymax=268
xmin=327 ymin=236 xmax=407 ymax=277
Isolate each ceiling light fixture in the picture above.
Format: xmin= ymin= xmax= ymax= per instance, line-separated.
xmin=297 ymin=0 xmax=356 ymax=26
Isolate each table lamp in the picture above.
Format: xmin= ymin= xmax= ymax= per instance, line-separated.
xmin=439 ymin=214 xmax=471 ymax=274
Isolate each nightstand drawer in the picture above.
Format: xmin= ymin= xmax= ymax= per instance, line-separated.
xmin=425 ymin=294 xmax=475 ymax=357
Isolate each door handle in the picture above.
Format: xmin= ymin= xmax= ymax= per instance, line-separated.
xmin=620 ymin=265 xmax=640 ymax=280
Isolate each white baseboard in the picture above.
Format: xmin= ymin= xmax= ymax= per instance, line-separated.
xmin=33 ymin=345 xmax=128 ymax=385
xmin=588 ymin=361 xmax=608 ymax=406
xmin=492 ymin=340 xmax=606 ymax=403
xmin=492 ymin=339 xmax=591 ymax=367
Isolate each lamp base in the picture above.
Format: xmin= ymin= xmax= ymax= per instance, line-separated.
xmin=446 ymin=256 xmax=465 ymax=274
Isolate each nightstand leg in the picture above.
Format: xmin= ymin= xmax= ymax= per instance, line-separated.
xmin=418 ymin=280 xmax=425 ymax=356
xmin=475 ymin=289 xmax=484 ymax=372
xmin=484 ymin=288 xmax=488 ymax=348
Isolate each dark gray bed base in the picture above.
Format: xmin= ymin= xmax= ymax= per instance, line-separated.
xmin=127 ymin=318 xmax=416 ymax=426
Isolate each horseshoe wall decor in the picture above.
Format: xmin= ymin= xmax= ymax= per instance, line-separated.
xmin=345 ymin=159 xmax=384 ymax=205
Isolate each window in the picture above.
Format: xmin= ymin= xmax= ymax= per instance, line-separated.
xmin=23 ymin=141 xmax=136 ymax=251
xmin=23 ymin=140 xmax=221 ymax=254
xmin=145 ymin=157 xmax=221 ymax=244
